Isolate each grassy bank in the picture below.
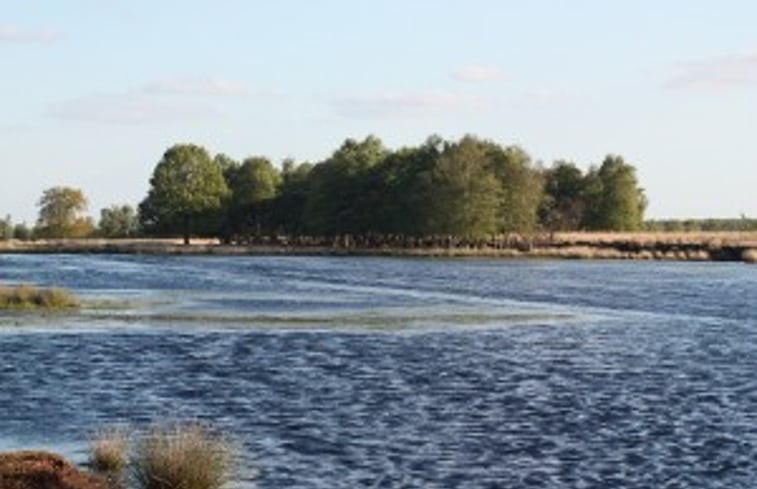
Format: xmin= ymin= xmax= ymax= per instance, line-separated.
xmin=0 ymin=232 xmax=756 ymax=262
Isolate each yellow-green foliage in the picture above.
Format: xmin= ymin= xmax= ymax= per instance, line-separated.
xmin=0 ymin=284 xmax=79 ymax=310
xmin=132 ymin=424 xmax=235 ymax=489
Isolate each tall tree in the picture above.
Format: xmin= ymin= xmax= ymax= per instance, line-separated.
xmin=226 ymin=156 xmax=281 ymax=238
xmin=583 ymin=155 xmax=646 ymax=231
xmin=303 ymin=136 xmax=386 ymax=235
xmin=273 ymin=160 xmax=313 ymax=236
xmin=139 ymin=144 xmax=230 ymax=244
xmin=540 ymin=161 xmax=587 ymax=231
xmin=35 ymin=186 xmax=93 ymax=238
xmin=488 ymin=145 xmax=544 ymax=233
xmin=428 ymin=136 xmax=500 ymax=238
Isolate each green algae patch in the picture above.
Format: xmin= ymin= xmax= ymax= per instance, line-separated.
xmin=0 ymin=284 xmax=80 ymax=310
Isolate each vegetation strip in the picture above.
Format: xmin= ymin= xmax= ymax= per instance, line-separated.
xmin=0 ymin=284 xmax=79 ymax=310
xmin=1 ymin=234 xmax=755 ymax=262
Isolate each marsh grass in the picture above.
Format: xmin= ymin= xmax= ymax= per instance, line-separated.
xmin=131 ymin=424 xmax=235 ymax=489
xmin=90 ymin=428 xmax=129 ymax=474
xmin=0 ymin=284 xmax=79 ymax=310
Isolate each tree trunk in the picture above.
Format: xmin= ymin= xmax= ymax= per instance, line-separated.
xmin=183 ymin=215 xmax=191 ymax=245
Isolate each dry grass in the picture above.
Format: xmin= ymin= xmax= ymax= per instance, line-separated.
xmin=89 ymin=428 xmax=129 ymax=474
xmin=743 ymin=249 xmax=757 ymax=264
xmin=131 ymin=424 xmax=235 ymax=489
xmin=0 ymin=284 xmax=79 ymax=310
xmin=552 ymin=231 xmax=757 ymax=247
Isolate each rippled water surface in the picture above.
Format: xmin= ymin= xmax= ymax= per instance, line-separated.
xmin=1 ymin=255 xmax=756 ymax=488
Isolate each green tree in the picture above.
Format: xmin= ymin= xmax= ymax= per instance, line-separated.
xmin=226 ymin=156 xmax=281 ymax=238
xmin=488 ymin=145 xmax=544 ymax=233
xmin=583 ymin=155 xmax=646 ymax=231
xmin=379 ymin=136 xmax=444 ymax=236
xmin=98 ymin=204 xmax=139 ymax=238
xmin=273 ymin=160 xmax=313 ymax=236
xmin=303 ymin=135 xmax=386 ymax=235
xmin=214 ymin=153 xmax=240 ymax=180
xmin=35 ymin=186 xmax=93 ymax=238
xmin=13 ymin=222 xmax=32 ymax=241
xmin=540 ymin=161 xmax=587 ymax=231
xmin=428 ymin=136 xmax=500 ymax=238
xmin=139 ymin=143 xmax=230 ymax=244
xmin=0 ymin=215 xmax=12 ymax=240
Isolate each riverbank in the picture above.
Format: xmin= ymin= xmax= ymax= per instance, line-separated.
xmin=1 ymin=232 xmax=756 ymax=262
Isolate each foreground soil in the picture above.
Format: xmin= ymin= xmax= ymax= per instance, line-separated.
xmin=0 ymin=452 xmax=106 ymax=489
xmin=0 ymin=232 xmax=755 ymax=262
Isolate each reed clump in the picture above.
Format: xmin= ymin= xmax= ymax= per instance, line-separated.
xmin=0 ymin=284 xmax=79 ymax=310
xmin=90 ymin=428 xmax=129 ymax=475
xmin=131 ymin=424 xmax=235 ymax=489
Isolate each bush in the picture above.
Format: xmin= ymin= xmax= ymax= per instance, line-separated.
xmin=12 ymin=223 xmax=32 ymax=241
xmin=131 ymin=424 xmax=234 ymax=489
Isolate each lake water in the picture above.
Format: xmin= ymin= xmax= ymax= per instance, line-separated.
xmin=0 ymin=254 xmax=755 ymax=488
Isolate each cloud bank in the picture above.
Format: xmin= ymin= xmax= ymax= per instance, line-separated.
xmin=143 ymin=77 xmax=279 ymax=98
xmin=667 ymin=51 xmax=757 ymax=91
xmin=49 ymin=77 xmax=279 ymax=124
xmin=334 ymin=90 xmax=487 ymax=117
xmin=50 ymin=93 xmax=218 ymax=124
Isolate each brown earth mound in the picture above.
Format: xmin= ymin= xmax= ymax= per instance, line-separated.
xmin=0 ymin=452 xmax=106 ymax=489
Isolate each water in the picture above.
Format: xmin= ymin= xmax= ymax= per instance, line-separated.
xmin=1 ymin=254 xmax=756 ymax=488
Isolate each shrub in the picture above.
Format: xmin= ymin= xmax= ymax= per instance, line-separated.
xmin=131 ymin=424 xmax=234 ymax=489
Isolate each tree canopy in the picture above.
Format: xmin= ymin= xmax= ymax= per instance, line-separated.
xmin=98 ymin=204 xmax=139 ymax=238
xmin=139 ymin=144 xmax=230 ymax=244
xmin=35 ymin=186 xmax=93 ymax=238
xmin=131 ymin=135 xmax=649 ymax=243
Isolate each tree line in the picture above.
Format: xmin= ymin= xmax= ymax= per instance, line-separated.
xmin=2 ymin=134 xmax=654 ymax=243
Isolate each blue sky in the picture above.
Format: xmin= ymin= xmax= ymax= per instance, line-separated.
xmin=2 ymin=0 xmax=756 ymax=223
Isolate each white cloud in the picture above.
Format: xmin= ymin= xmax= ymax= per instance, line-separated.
xmin=667 ymin=51 xmax=757 ymax=91
xmin=48 ymin=76 xmax=282 ymax=125
xmin=0 ymin=25 xmax=61 ymax=43
xmin=452 ymin=65 xmax=506 ymax=83
xmin=143 ymin=77 xmax=280 ymax=98
xmin=50 ymin=93 xmax=218 ymax=124
xmin=334 ymin=90 xmax=488 ymax=117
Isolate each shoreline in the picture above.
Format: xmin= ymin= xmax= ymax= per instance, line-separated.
xmin=1 ymin=232 xmax=756 ymax=263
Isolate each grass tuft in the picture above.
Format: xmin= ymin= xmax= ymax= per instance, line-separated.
xmin=132 ymin=424 xmax=235 ymax=489
xmin=90 ymin=428 xmax=129 ymax=474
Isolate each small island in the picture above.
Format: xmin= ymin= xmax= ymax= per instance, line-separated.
xmin=0 ymin=284 xmax=79 ymax=311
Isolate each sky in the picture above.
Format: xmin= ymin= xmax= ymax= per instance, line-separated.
xmin=2 ymin=0 xmax=756 ymax=223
